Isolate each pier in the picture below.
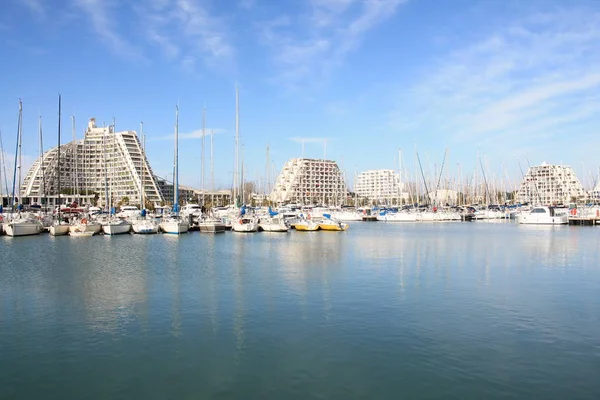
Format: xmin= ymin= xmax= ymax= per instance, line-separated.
xmin=568 ymin=217 xmax=600 ymax=226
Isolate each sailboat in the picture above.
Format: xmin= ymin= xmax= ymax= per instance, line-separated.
xmin=101 ymin=119 xmax=131 ymax=235
xmin=196 ymin=113 xmax=225 ymax=233
xmin=160 ymin=105 xmax=189 ymax=234
xmin=132 ymin=122 xmax=159 ymax=234
xmin=5 ymin=99 xmax=43 ymax=237
xmin=49 ymin=95 xmax=70 ymax=236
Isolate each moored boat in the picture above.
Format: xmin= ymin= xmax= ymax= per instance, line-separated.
xmin=232 ymin=217 xmax=258 ymax=232
xmin=517 ymin=206 xmax=568 ymax=225
xmin=5 ymin=217 xmax=43 ymax=237
xmin=102 ymin=219 xmax=132 ymax=235
xmin=160 ymin=217 xmax=189 ymax=234
xmin=132 ymin=217 xmax=159 ymax=234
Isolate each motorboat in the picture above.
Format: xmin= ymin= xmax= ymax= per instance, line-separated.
xmin=517 ymin=206 xmax=568 ymax=225
xmin=117 ymin=205 xmax=141 ymax=220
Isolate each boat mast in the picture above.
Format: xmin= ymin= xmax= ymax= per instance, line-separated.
xmin=72 ymin=115 xmax=78 ymax=206
xmin=210 ymin=129 xmax=214 ymax=206
xmin=39 ymin=115 xmax=46 ymax=210
xmin=57 ymin=95 xmax=61 ymax=212
xmin=11 ymin=100 xmax=23 ymax=209
xmin=103 ymin=122 xmax=109 ymax=212
xmin=241 ymin=144 xmax=245 ymax=205
xmin=174 ymin=105 xmax=179 ymax=215
xmin=140 ymin=121 xmax=144 ymax=211
xmin=201 ymin=105 xmax=206 ymax=206
xmin=234 ymin=85 xmax=239 ymax=206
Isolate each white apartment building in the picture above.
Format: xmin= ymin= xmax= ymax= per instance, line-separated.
xmin=269 ymin=158 xmax=348 ymax=205
xmin=517 ymin=162 xmax=585 ymax=205
xmin=21 ymin=118 xmax=164 ymax=207
xmin=354 ymin=169 xmax=403 ymax=204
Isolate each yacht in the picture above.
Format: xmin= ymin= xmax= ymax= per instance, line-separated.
xmin=517 ymin=206 xmax=568 ymax=225
xmin=117 ymin=205 xmax=141 ymax=220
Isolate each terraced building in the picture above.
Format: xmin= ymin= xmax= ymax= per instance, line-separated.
xmin=21 ymin=118 xmax=163 ymax=208
xmin=269 ymin=158 xmax=348 ymax=205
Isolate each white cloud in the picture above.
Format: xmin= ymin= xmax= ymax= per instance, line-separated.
xmin=260 ymin=0 xmax=406 ymax=89
xmin=389 ymin=7 xmax=600 ymax=165
xmin=21 ymin=0 xmax=45 ymax=17
xmin=135 ymin=0 xmax=234 ymax=70
xmin=150 ymin=128 xmax=227 ymax=141
xmin=289 ymin=137 xmax=328 ymax=144
xmin=73 ymin=0 xmax=145 ymax=60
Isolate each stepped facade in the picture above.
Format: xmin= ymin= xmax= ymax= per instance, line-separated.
xmin=21 ymin=118 xmax=163 ymax=207
xmin=269 ymin=158 xmax=348 ymax=205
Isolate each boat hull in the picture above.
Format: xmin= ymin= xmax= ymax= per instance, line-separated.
xmin=70 ymin=223 xmax=101 ymax=235
xmin=69 ymin=231 xmax=94 ymax=237
xmin=232 ymin=222 xmax=258 ymax=232
xmin=318 ymin=222 xmax=349 ymax=231
xmin=49 ymin=224 xmax=70 ymax=236
xmin=132 ymin=222 xmax=159 ymax=234
xmin=294 ymin=221 xmax=320 ymax=231
xmin=160 ymin=221 xmax=190 ymax=234
xmin=259 ymin=223 xmax=289 ymax=232
xmin=102 ymin=223 xmax=132 ymax=235
xmin=198 ymin=222 xmax=226 ymax=233
xmin=518 ymin=216 xmax=568 ymax=225
xmin=5 ymin=222 xmax=42 ymax=237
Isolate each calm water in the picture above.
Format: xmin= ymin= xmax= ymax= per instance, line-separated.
xmin=1 ymin=222 xmax=600 ymax=399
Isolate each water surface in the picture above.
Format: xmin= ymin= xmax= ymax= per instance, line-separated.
xmin=1 ymin=222 xmax=599 ymax=399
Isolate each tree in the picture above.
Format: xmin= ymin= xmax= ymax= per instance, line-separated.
xmin=243 ymin=181 xmax=256 ymax=205
xmin=117 ymin=196 xmax=130 ymax=207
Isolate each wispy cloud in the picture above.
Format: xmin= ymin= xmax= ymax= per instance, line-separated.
xmin=151 ymin=128 xmax=227 ymax=141
xmin=73 ymin=0 xmax=145 ymax=61
xmin=389 ymin=7 xmax=600 ymax=164
xmin=260 ymin=0 xmax=406 ymax=89
xmin=71 ymin=0 xmax=233 ymax=70
xmin=289 ymin=137 xmax=328 ymax=144
xmin=134 ymin=0 xmax=234 ymax=71
xmin=22 ymin=0 xmax=45 ymax=18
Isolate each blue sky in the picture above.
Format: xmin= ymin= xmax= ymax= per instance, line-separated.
xmin=1 ymin=0 xmax=600 ymax=192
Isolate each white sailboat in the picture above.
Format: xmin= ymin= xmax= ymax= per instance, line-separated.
xmin=100 ymin=118 xmax=131 ymax=235
xmin=6 ymin=100 xmax=43 ymax=237
xmin=50 ymin=95 xmax=69 ymax=236
xmin=102 ymin=218 xmax=132 ymax=235
xmin=160 ymin=105 xmax=189 ymax=234
xmin=131 ymin=122 xmax=159 ymax=234
xmin=232 ymin=215 xmax=258 ymax=232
